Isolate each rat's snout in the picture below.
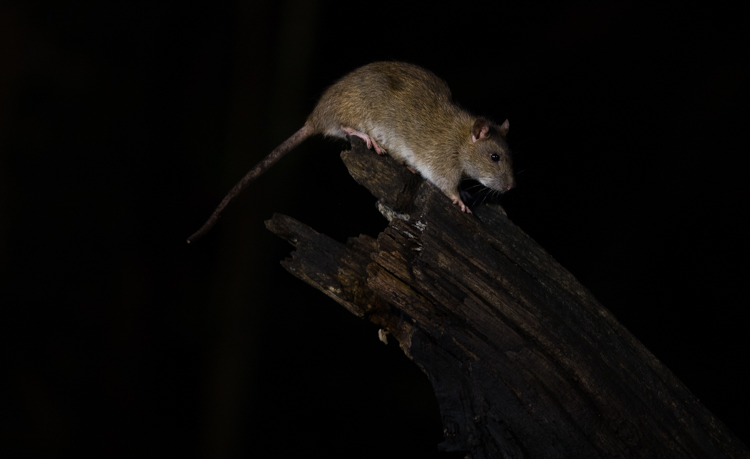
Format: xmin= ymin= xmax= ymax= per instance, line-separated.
xmin=498 ymin=172 xmax=515 ymax=192
xmin=480 ymin=173 xmax=515 ymax=193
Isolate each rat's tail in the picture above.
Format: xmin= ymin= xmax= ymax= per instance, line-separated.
xmin=187 ymin=124 xmax=313 ymax=243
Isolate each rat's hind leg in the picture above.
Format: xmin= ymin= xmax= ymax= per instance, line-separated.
xmin=341 ymin=126 xmax=386 ymax=155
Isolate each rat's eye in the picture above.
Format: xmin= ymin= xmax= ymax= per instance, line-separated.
xmin=490 ymin=153 xmax=500 ymax=162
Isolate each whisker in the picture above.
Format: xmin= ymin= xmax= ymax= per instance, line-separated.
xmin=463 ymin=184 xmax=484 ymax=192
xmin=479 ymin=188 xmax=491 ymax=208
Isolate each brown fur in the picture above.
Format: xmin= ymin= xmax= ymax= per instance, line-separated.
xmin=188 ymin=62 xmax=514 ymax=242
xmin=307 ymin=62 xmax=514 ymax=210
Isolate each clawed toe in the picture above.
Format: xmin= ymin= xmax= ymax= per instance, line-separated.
xmin=342 ymin=126 xmax=385 ymax=154
xmin=452 ymin=197 xmax=472 ymax=214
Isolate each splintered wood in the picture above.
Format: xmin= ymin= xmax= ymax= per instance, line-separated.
xmin=265 ymin=137 xmax=748 ymax=459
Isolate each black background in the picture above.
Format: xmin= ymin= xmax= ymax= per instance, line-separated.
xmin=2 ymin=0 xmax=746 ymax=457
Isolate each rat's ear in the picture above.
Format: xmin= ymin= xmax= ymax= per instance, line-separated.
xmin=499 ymin=119 xmax=509 ymax=137
xmin=471 ymin=119 xmax=490 ymax=143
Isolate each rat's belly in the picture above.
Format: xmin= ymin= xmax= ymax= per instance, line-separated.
xmin=370 ymin=127 xmax=415 ymax=165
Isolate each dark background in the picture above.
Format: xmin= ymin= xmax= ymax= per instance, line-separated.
xmin=2 ymin=0 xmax=746 ymax=457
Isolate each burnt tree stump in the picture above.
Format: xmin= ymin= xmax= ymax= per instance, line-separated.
xmin=264 ymin=138 xmax=748 ymax=458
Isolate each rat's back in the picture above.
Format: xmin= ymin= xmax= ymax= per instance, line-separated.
xmin=307 ymin=62 xmax=455 ymax=139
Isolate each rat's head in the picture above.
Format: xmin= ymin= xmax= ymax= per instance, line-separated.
xmin=462 ymin=118 xmax=515 ymax=192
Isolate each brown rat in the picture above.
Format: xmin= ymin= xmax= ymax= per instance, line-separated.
xmin=187 ymin=61 xmax=514 ymax=243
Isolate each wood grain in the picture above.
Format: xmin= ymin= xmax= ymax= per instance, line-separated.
xmin=266 ymin=137 xmax=748 ymax=458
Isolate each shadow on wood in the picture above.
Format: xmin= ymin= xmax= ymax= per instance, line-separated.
xmin=265 ymin=138 xmax=748 ymax=458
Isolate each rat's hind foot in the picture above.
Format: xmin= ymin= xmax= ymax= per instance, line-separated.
xmin=342 ymin=126 xmax=386 ymax=154
xmin=371 ymin=138 xmax=386 ymax=155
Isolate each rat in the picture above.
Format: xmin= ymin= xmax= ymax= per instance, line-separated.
xmin=187 ymin=61 xmax=514 ymax=243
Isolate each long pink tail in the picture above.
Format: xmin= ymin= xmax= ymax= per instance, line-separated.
xmin=187 ymin=124 xmax=313 ymax=243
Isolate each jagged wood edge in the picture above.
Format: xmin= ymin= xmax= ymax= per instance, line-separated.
xmin=265 ymin=138 xmax=749 ymax=458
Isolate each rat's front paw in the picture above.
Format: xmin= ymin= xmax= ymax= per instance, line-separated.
xmin=452 ymin=197 xmax=472 ymax=214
